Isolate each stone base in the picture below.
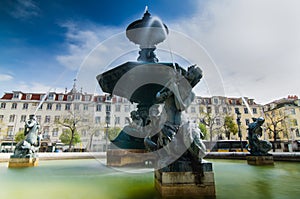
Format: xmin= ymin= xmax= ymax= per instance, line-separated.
xmin=8 ymin=157 xmax=39 ymax=168
xmin=106 ymin=149 xmax=155 ymax=167
xmin=155 ymin=162 xmax=216 ymax=199
xmin=246 ymin=155 xmax=274 ymax=165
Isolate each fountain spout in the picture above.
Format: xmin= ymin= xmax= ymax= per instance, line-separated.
xmin=126 ymin=9 xmax=168 ymax=62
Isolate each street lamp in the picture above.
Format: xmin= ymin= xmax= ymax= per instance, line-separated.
xmin=236 ymin=110 xmax=243 ymax=151
xmin=105 ymin=110 xmax=110 ymax=152
xmin=11 ymin=114 xmax=17 ymax=152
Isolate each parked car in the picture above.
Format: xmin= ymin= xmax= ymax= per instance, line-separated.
xmin=0 ymin=141 xmax=17 ymax=153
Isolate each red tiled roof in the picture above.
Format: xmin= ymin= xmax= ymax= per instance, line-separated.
xmin=31 ymin=94 xmax=42 ymax=100
xmin=1 ymin=93 xmax=13 ymax=100
xmin=21 ymin=94 xmax=26 ymax=100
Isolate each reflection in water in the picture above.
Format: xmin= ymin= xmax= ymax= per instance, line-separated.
xmin=0 ymin=159 xmax=299 ymax=199
xmin=213 ymin=159 xmax=300 ymax=199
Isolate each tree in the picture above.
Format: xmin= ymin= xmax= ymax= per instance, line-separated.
xmin=198 ymin=123 xmax=208 ymax=140
xmin=14 ymin=130 xmax=25 ymax=142
xmin=223 ymin=115 xmax=238 ymax=140
xmin=264 ymin=109 xmax=287 ymax=152
xmin=56 ymin=112 xmax=82 ymax=151
xmin=59 ymin=129 xmax=81 ymax=149
xmin=0 ymin=121 xmax=7 ymax=140
xmin=107 ymin=127 xmax=121 ymax=141
xmin=200 ymin=106 xmax=222 ymax=142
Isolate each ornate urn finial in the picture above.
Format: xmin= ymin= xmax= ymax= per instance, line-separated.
xmin=126 ymin=8 xmax=169 ymax=62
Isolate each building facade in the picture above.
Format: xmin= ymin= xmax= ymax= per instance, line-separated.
xmin=0 ymin=89 xmax=134 ymax=151
xmin=2 ymin=89 xmax=298 ymax=152
xmin=186 ymin=96 xmax=264 ymax=140
xmin=263 ymin=95 xmax=300 ymax=151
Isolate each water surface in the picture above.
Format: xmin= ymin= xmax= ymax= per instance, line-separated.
xmin=0 ymin=159 xmax=299 ymax=199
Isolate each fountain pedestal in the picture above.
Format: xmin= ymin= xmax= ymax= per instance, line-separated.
xmin=155 ymin=161 xmax=216 ymax=198
xmin=246 ymin=155 xmax=274 ymax=165
xmin=106 ymin=149 xmax=155 ymax=167
xmin=8 ymin=157 xmax=39 ymax=168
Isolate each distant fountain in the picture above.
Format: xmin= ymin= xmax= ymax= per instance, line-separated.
xmin=9 ymin=88 xmax=51 ymax=168
xmin=97 ymin=8 xmax=215 ymax=198
xmin=246 ymin=117 xmax=274 ymax=165
xmin=8 ymin=114 xmax=41 ymax=168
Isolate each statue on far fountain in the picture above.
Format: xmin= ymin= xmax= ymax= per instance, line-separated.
xmin=11 ymin=114 xmax=41 ymax=158
xmin=246 ymin=117 xmax=272 ymax=156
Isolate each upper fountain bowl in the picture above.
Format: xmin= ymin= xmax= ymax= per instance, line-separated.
xmin=126 ymin=9 xmax=169 ymax=49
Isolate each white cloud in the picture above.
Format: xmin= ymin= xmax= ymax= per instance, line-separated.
xmin=169 ymin=0 xmax=300 ymax=103
xmin=0 ymin=80 xmax=66 ymax=96
xmin=18 ymin=81 xmax=65 ymax=93
xmin=56 ymin=22 xmax=140 ymax=93
xmin=0 ymin=74 xmax=13 ymax=81
xmin=56 ymin=1 xmax=300 ymax=103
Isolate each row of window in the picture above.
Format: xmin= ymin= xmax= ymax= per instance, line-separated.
xmin=1 ymin=102 xmax=259 ymax=115
xmin=196 ymin=98 xmax=255 ymax=106
xmin=190 ymin=106 xmax=258 ymax=115
xmin=235 ymin=107 xmax=258 ymax=114
xmin=0 ymin=102 xmax=132 ymax=112
xmin=0 ymin=114 xmax=125 ymax=125
xmin=3 ymin=126 xmax=106 ymax=139
xmin=9 ymin=92 xmax=132 ymax=104
xmin=11 ymin=92 xmax=93 ymax=101
xmin=2 ymin=113 xmax=297 ymax=129
xmin=201 ymin=118 xmax=252 ymax=126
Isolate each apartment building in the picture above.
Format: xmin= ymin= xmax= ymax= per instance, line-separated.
xmin=264 ymin=95 xmax=300 ymax=143
xmin=187 ymin=96 xmax=263 ymax=140
xmin=5 ymin=88 xmax=298 ymax=151
xmin=0 ymin=89 xmax=134 ymax=151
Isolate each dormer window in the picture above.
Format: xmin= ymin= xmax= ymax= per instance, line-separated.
xmin=84 ymin=95 xmax=91 ymax=101
xmin=13 ymin=92 xmax=20 ymax=99
xmin=48 ymin=93 xmax=55 ymax=100
xmin=96 ymin=96 xmax=102 ymax=102
xmin=213 ymin=98 xmax=218 ymax=104
xmin=67 ymin=95 xmax=72 ymax=101
xmin=26 ymin=94 xmax=31 ymax=100
xmin=106 ymin=95 xmax=112 ymax=101
xmin=74 ymin=94 xmax=81 ymax=101
xmin=58 ymin=95 xmax=64 ymax=101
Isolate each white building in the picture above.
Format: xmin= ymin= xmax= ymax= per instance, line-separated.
xmin=0 ymin=89 xmax=134 ymax=151
xmin=186 ymin=96 xmax=263 ymax=140
xmin=1 ymin=88 xmax=273 ymax=151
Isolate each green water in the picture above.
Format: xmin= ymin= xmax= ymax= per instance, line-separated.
xmin=0 ymin=159 xmax=299 ymax=199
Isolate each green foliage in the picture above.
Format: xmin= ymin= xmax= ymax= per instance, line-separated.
xmin=59 ymin=129 xmax=81 ymax=146
xmin=224 ymin=115 xmax=238 ymax=139
xmin=14 ymin=131 xmax=25 ymax=142
xmin=107 ymin=127 xmax=121 ymax=141
xmin=198 ymin=123 xmax=208 ymax=140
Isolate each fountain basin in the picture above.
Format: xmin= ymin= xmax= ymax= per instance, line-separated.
xmin=97 ymin=62 xmax=186 ymax=104
xmin=0 ymin=158 xmax=299 ymax=199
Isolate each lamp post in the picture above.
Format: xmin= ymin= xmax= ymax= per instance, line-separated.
xmin=105 ymin=110 xmax=110 ymax=152
xmin=11 ymin=114 xmax=17 ymax=152
xmin=236 ymin=110 xmax=243 ymax=151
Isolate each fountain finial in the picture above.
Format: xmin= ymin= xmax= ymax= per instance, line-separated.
xmin=126 ymin=8 xmax=168 ymax=62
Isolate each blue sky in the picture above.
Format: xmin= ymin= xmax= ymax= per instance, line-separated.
xmin=0 ymin=0 xmax=199 ymax=94
xmin=1 ymin=0 xmax=300 ymax=104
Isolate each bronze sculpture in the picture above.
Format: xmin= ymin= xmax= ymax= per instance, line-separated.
xmin=97 ymin=9 xmax=207 ymax=171
xmin=247 ymin=117 xmax=272 ymax=155
xmin=11 ymin=114 xmax=41 ymax=158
